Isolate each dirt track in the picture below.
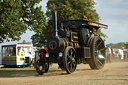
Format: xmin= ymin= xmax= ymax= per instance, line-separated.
xmin=0 ymin=61 xmax=128 ymax=85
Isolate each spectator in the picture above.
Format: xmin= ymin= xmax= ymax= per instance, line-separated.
xmin=106 ymin=45 xmax=112 ymax=63
xmin=127 ymin=49 xmax=128 ymax=58
xmin=123 ymin=49 xmax=127 ymax=61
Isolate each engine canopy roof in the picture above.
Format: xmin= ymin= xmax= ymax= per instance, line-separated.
xmin=59 ymin=20 xmax=108 ymax=30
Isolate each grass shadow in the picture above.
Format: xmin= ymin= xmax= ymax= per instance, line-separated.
xmin=0 ymin=67 xmax=36 ymax=78
xmin=0 ymin=64 xmax=91 ymax=78
xmin=0 ymin=67 xmax=68 ymax=78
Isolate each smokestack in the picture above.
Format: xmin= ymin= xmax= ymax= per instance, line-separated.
xmin=52 ymin=11 xmax=58 ymax=37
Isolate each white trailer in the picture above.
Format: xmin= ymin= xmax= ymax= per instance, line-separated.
xmin=1 ymin=43 xmax=34 ymax=67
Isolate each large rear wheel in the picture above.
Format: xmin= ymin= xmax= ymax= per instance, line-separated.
xmin=87 ymin=36 xmax=106 ymax=69
xmin=63 ymin=46 xmax=77 ymax=74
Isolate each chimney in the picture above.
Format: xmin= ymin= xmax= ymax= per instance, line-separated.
xmin=52 ymin=11 xmax=58 ymax=37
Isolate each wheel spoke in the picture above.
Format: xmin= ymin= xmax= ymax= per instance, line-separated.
xmin=97 ymin=40 xmax=102 ymax=48
xmin=67 ymin=54 xmax=71 ymax=59
xmin=67 ymin=53 xmax=70 ymax=57
xmin=99 ymin=48 xmax=105 ymax=52
xmin=71 ymin=50 xmax=75 ymax=57
xmin=72 ymin=61 xmax=76 ymax=68
xmin=70 ymin=63 xmax=73 ymax=71
xmin=97 ymin=59 xmax=103 ymax=66
xmin=96 ymin=54 xmax=104 ymax=66
xmin=72 ymin=55 xmax=75 ymax=59
xmin=71 ymin=51 xmax=75 ymax=58
xmin=70 ymin=49 xmax=72 ymax=56
xmin=67 ymin=60 xmax=71 ymax=65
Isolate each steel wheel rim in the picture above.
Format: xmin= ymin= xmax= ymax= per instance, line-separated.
xmin=67 ymin=48 xmax=76 ymax=72
xmin=94 ymin=38 xmax=105 ymax=68
xmin=63 ymin=47 xmax=77 ymax=74
xmin=35 ymin=52 xmax=49 ymax=75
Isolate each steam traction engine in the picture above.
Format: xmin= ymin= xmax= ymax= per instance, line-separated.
xmin=35 ymin=11 xmax=108 ymax=75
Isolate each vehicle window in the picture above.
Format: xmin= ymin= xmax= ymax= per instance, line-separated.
xmin=2 ymin=47 xmax=16 ymax=57
xmin=17 ymin=47 xmax=32 ymax=56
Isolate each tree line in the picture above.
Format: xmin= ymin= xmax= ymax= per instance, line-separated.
xmin=107 ymin=42 xmax=128 ymax=49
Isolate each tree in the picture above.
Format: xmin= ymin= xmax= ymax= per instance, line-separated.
xmin=46 ymin=0 xmax=100 ymax=23
xmin=22 ymin=40 xmax=26 ymax=44
xmin=0 ymin=0 xmax=47 ymax=43
xmin=31 ymin=33 xmax=47 ymax=47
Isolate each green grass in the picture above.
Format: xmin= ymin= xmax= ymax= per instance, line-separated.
xmin=0 ymin=67 xmax=36 ymax=77
xmin=0 ymin=67 xmax=34 ymax=71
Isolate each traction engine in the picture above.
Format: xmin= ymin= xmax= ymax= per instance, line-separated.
xmin=35 ymin=11 xmax=108 ymax=75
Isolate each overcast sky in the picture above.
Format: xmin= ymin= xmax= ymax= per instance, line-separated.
xmin=3 ymin=0 xmax=128 ymax=44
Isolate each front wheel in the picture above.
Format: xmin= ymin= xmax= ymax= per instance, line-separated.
xmin=63 ymin=46 xmax=77 ymax=74
xmin=35 ymin=50 xmax=49 ymax=75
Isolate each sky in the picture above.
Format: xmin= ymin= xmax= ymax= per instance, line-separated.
xmin=2 ymin=0 xmax=128 ymax=44
xmin=95 ymin=0 xmax=128 ymax=44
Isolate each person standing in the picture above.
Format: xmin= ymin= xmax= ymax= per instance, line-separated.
xmin=106 ymin=45 xmax=112 ymax=63
xmin=126 ymin=49 xmax=128 ymax=58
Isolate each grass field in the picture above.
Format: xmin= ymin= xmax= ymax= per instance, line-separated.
xmin=0 ymin=66 xmax=36 ymax=77
xmin=0 ymin=64 xmax=59 ymax=78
